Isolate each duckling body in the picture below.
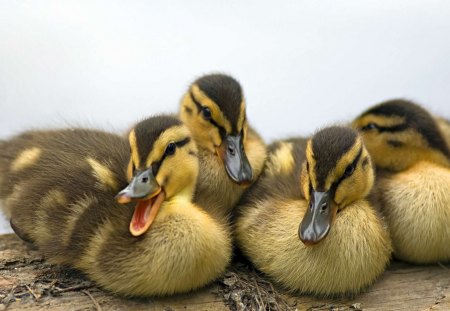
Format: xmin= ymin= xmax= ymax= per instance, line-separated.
xmin=0 ymin=116 xmax=232 ymax=296
xmin=375 ymin=162 xmax=450 ymax=263
xmin=0 ymin=129 xmax=129 ymax=220
xmin=235 ymin=128 xmax=392 ymax=296
xmin=353 ymin=99 xmax=450 ymax=264
xmin=180 ymin=74 xmax=266 ymax=221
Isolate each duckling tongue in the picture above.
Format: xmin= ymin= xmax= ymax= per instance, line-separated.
xmin=129 ymin=191 xmax=165 ymax=237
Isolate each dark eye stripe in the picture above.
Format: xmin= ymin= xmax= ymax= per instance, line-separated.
xmin=175 ymin=137 xmax=190 ymax=148
xmin=330 ymin=146 xmax=363 ymax=193
xmin=189 ymin=92 xmax=227 ymax=139
xmin=151 ymin=137 xmax=191 ymax=176
xmin=362 ymin=123 xmax=408 ymax=133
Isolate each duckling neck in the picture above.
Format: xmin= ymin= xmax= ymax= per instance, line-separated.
xmin=166 ymin=184 xmax=196 ymax=205
xmin=377 ymin=148 xmax=450 ymax=171
xmin=425 ymin=150 xmax=450 ymax=168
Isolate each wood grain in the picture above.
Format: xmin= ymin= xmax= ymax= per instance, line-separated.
xmin=0 ymin=234 xmax=449 ymax=311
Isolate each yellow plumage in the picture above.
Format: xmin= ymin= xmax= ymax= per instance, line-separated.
xmin=353 ymin=99 xmax=450 ymax=264
xmin=179 ymin=73 xmax=267 ymax=221
xmin=235 ymin=128 xmax=392 ymax=296
xmin=0 ymin=116 xmax=232 ymax=296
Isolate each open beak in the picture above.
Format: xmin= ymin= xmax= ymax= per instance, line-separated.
xmin=298 ymin=190 xmax=338 ymax=245
xmin=116 ymin=169 xmax=165 ymax=237
xmin=216 ymin=134 xmax=253 ymax=185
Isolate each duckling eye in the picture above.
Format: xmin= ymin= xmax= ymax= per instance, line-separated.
xmin=165 ymin=142 xmax=176 ymax=156
xmin=361 ymin=123 xmax=378 ymax=131
xmin=344 ymin=164 xmax=355 ymax=177
xmin=201 ymin=107 xmax=212 ymax=120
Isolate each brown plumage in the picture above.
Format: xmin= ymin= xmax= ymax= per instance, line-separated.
xmin=179 ymin=73 xmax=267 ymax=222
xmin=0 ymin=129 xmax=129 ymax=221
xmin=0 ymin=116 xmax=231 ymax=296
xmin=353 ymin=99 xmax=450 ymax=264
xmin=234 ymin=126 xmax=392 ymax=296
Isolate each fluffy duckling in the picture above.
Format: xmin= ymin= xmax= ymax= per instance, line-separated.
xmin=0 ymin=116 xmax=231 ymax=296
xmin=234 ymin=126 xmax=392 ymax=296
xmin=352 ymin=99 xmax=450 ymax=264
xmin=179 ymin=74 xmax=267 ymax=220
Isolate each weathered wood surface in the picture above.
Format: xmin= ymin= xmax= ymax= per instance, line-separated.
xmin=0 ymin=233 xmax=449 ymax=311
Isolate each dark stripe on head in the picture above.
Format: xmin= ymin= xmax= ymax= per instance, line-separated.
xmin=190 ymin=91 xmax=227 ymax=139
xmin=175 ymin=137 xmax=190 ymax=148
xmin=194 ymin=74 xmax=243 ymax=133
xmin=133 ymin=116 xmax=182 ymax=167
xmin=387 ymin=139 xmax=403 ymax=148
xmin=362 ymin=123 xmax=409 ymax=133
xmin=151 ymin=137 xmax=191 ymax=176
xmin=330 ymin=146 xmax=363 ymax=194
xmin=311 ymin=127 xmax=358 ymax=190
xmin=360 ymin=99 xmax=450 ymax=157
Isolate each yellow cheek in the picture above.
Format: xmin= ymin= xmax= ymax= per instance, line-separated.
xmin=157 ymin=155 xmax=198 ymax=199
xmin=300 ymin=164 xmax=310 ymax=200
xmin=243 ymin=123 xmax=249 ymax=141
xmin=334 ymin=180 xmax=356 ymax=207
xmin=209 ymin=128 xmax=222 ymax=147
xmin=188 ymin=120 xmax=222 ymax=152
xmin=334 ymin=168 xmax=373 ymax=207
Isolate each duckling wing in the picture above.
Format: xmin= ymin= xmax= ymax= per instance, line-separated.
xmin=0 ymin=128 xmax=129 ymax=239
xmin=237 ymin=137 xmax=308 ymax=212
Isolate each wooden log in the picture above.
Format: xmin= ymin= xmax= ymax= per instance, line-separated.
xmin=0 ymin=233 xmax=449 ymax=310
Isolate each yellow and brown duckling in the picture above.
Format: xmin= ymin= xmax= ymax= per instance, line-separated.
xmin=234 ymin=126 xmax=392 ymax=296
xmin=0 ymin=116 xmax=231 ymax=296
xmin=179 ymin=74 xmax=267 ymax=221
xmin=353 ymin=99 xmax=450 ymax=264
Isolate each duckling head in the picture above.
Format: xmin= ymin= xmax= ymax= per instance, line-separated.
xmin=299 ymin=126 xmax=374 ymax=245
xmin=352 ymin=99 xmax=450 ymax=171
xmin=116 ymin=116 xmax=198 ymax=237
xmin=179 ymin=73 xmax=252 ymax=185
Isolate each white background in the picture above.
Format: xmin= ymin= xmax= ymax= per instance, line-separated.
xmin=1 ymin=0 xmax=449 ymax=233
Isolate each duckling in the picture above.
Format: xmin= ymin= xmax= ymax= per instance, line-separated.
xmin=179 ymin=74 xmax=267 ymax=221
xmin=352 ymin=99 xmax=450 ymax=264
xmin=234 ymin=126 xmax=392 ymax=296
xmin=0 ymin=116 xmax=231 ymax=296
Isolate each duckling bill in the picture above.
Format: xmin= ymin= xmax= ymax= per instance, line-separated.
xmin=116 ymin=173 xmax=164 ymax=236
xmin=299 ymin=190 xmax=336 ymax=245
xmin=216 ymin=134 xmax=253 ymax=184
